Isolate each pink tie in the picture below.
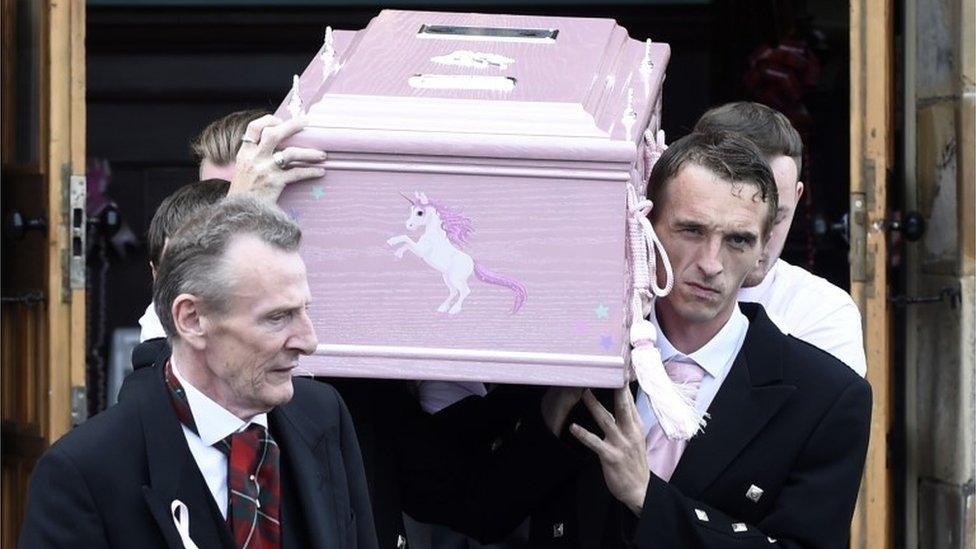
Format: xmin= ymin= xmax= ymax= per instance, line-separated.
xmin=644 ymin=356 xmax=707 ymax=481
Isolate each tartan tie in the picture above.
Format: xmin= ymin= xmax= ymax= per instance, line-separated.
xmin=644 ymin=356 xmax=706 ymax=481
xmin=220 ymin=424 xmax=282 ymax=549
xmin=163 ymin=361 xmax=282 ymax=549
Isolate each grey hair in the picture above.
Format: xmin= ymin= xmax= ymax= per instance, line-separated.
xmin=153 ymin=196 xmax=302 ymax=339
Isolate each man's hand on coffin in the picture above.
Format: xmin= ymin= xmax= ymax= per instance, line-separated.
xmin=231 ymin=115 xmax=327 ymax=202
xmin=540 ymin=386 xmax=583 ymax=436
xmin=570 ymin=388 xmax=649 ymax=517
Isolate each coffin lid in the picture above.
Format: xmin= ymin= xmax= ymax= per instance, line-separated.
xmin=277 ymin=9 xmax=669 ymax=163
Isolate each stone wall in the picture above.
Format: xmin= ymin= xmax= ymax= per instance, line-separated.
xmin=910 ymin=0 xmax=975 ymax=545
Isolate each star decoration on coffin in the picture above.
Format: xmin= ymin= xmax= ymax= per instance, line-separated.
xmin=310 ymin=185 xmax=326 ymax=200
xmin=599 ymin=334 xmax=615 ymax=351
xmin=595 ymin=304 xmax=610 ymax=319
xmin=287 ymin=208 xmax=301 ymax=222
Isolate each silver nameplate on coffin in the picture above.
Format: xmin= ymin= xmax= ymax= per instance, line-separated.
xmin=408 ymin=74 xmax=517 ymax=92
xmin=418 ymin=24 xmax=558 ymax=42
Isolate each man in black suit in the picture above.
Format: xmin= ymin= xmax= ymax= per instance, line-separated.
xmin=475 ymin=131 xmax=872 ymax=548
xmin=20 ymin=196 xmax=378 ymax=548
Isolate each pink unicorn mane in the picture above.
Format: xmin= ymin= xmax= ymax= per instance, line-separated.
xmin=429 ymin=200 xmax=474 ymax=248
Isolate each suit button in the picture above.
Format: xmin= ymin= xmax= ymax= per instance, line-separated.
xmin=396 ymin=534 xmax=407 ymax=548
xmin=552 ymin=522 xmax=564 ymax=538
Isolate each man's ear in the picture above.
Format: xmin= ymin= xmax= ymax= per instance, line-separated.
xmin=795 ymin=181 xmax=805 ymax=203
xmin=172 ymin=294 xmax=207 ymax=351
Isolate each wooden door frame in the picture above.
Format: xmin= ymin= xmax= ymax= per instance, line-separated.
xmin=45 ymin=0 xmax=87 ymax=442
xmin=849 ymin=0 xmax=893 ymax=546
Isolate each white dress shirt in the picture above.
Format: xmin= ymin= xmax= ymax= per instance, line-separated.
xmin=138 ymin=302 xmax=167 ymax=342
xmin=738 ymin=259 xmax=867 ymax=376
xmin=635 ymin=304 xmax=749 ymax=436
xmin=171 ymin=359 xmax=268 ymax=518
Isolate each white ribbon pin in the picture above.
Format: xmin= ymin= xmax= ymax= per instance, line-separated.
xmin=170 ymin=499 xmax=200 ymax=549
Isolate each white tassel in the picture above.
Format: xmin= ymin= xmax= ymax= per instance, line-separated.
xmin=626 ymin=182 xmax=705 ymax=441
xmin=630 ymin=298 xmax=706 ymax=439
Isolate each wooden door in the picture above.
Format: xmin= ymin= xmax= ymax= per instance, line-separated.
xmin=1 ymin=0 xmax=86 ymax=545
xmin=849 ymin=0 xmax=893 ymax=546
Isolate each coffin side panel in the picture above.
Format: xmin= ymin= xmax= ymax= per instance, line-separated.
xmin=279 ymin=167 xmax=629 ymax=384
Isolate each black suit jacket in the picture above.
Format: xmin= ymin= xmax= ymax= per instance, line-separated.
xmin=328 ymin=377 xmax=416 ymax=548
xmin=19 ymin=361 xmax=379 ymax=549
xmin=130 ymin=337 xmax=169 ymax=372
xmin=468 ymin=303 xmax=871 ymax=548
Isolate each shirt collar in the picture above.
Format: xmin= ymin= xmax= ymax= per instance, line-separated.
xmin=170 ymin=357 xmax=268 ymax=446
xmin=650 ymin=304 xmax=749 ymax=379
xmin=738 ymin=259 xmax=782 ymax=302
xmin=138 ymin=302 xmax=168 ymax=342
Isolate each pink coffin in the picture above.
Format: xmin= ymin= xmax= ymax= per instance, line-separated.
xmin=276 ymin=9 xmax=669 ymax=388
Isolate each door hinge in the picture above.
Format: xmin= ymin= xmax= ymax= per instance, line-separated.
xmin=889 ymin=285 xmax=961 ymax=309
xmin=70 ymin=385 xmax=88 ymax=426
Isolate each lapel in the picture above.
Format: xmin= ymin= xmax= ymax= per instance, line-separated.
xmin=670 ymin=304 xmax=796 ymax=496
xmin=133 ymin=363 xmax=235 ymax=549
xmin=271 ymin=394 xmax=341 ymax=549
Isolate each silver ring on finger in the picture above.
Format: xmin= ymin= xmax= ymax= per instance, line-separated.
xmin=273 ymin=151 xmax=287 ymax=169
xmin=241 ymin=135 xmax=259 ymax=144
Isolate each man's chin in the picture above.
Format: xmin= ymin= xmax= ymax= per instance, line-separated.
xmin=671 ymin=298 xmax=725 ymax=325
xmin=263 ymin=377 xmax=295 ymax=407
xmin=742 ymin=264 xmax=771 ymax=288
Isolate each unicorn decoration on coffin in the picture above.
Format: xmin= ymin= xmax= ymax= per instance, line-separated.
xmin=387 ymin=191 xmax=527 ymax=315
